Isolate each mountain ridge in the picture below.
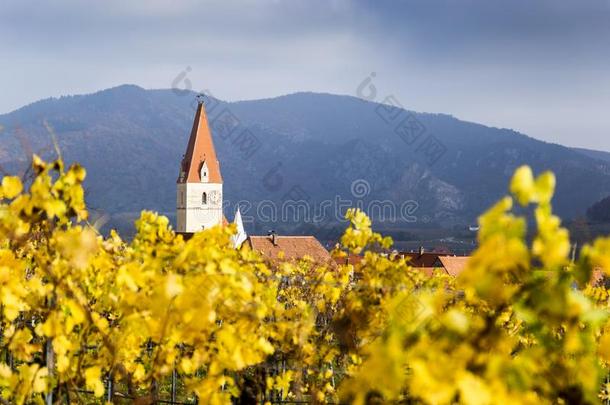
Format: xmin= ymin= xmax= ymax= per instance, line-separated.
xmin=1 ymin=85 xmax=609 ymax=236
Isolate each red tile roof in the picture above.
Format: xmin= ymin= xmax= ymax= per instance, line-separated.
xmin=179 ymin=101 xmax=222 ymax=184
xmin=247 ymin=235 xmax=333 ymax=266
xmin=437 ymin=256 xmax=469 ymax=277
xmin=334 ymin=253 xmax=363 ymax=266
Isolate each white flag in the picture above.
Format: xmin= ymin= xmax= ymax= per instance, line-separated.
xmin=231 ymin=206 xmax=247 ymax=248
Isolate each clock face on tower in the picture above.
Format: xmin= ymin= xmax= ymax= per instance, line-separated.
xmin=209 ymin=190 xmax=221 ymax=205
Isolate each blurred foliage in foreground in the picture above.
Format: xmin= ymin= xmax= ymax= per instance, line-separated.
xmin=2 ymin=158 xmax=610 ymax=404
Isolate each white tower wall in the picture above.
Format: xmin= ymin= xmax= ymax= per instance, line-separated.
xmin=176 ymin=182 xmax=223 ymax=233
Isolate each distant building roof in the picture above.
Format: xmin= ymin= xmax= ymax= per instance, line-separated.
xmin=247 ymin=235 xmax=332 ymax=266
xmin=178 ymin=101 xmax=223 ymax=184
xmin=333 ymin=253 xmax=364 ymax=266
xmin=401 ymin=252 xmax=447 ymax=267
xmin=431 ymin=246 xmax=453 ymax=255
xmin=437 ymin=256 xmax=470 ymax=277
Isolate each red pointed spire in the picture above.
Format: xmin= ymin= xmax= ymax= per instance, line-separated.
xmin=179 ymin=100 xmax=222 ymax=183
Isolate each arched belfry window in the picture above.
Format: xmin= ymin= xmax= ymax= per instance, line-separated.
xmin=202 ymin=192 xmax=207 ymax=205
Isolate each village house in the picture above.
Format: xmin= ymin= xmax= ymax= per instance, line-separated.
xmin=246 ymin=233 xmax=333 ymax=267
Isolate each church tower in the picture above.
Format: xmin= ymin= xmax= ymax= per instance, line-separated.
xmin=176 ymin=98 xmax=223 ymax=233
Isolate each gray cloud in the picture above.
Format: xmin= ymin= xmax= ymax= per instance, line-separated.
xmin=1 ymin=0 xmax=609 ymax=150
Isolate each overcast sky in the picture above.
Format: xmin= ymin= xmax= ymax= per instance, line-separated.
xmin=1 ymin=0 xmax=609 ymax=150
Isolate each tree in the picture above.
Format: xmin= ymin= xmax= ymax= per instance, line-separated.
xmin=1 ymin=158 xmax=610 ymax=404
xmin=587 ymin=196 xmax=610 ymax=223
